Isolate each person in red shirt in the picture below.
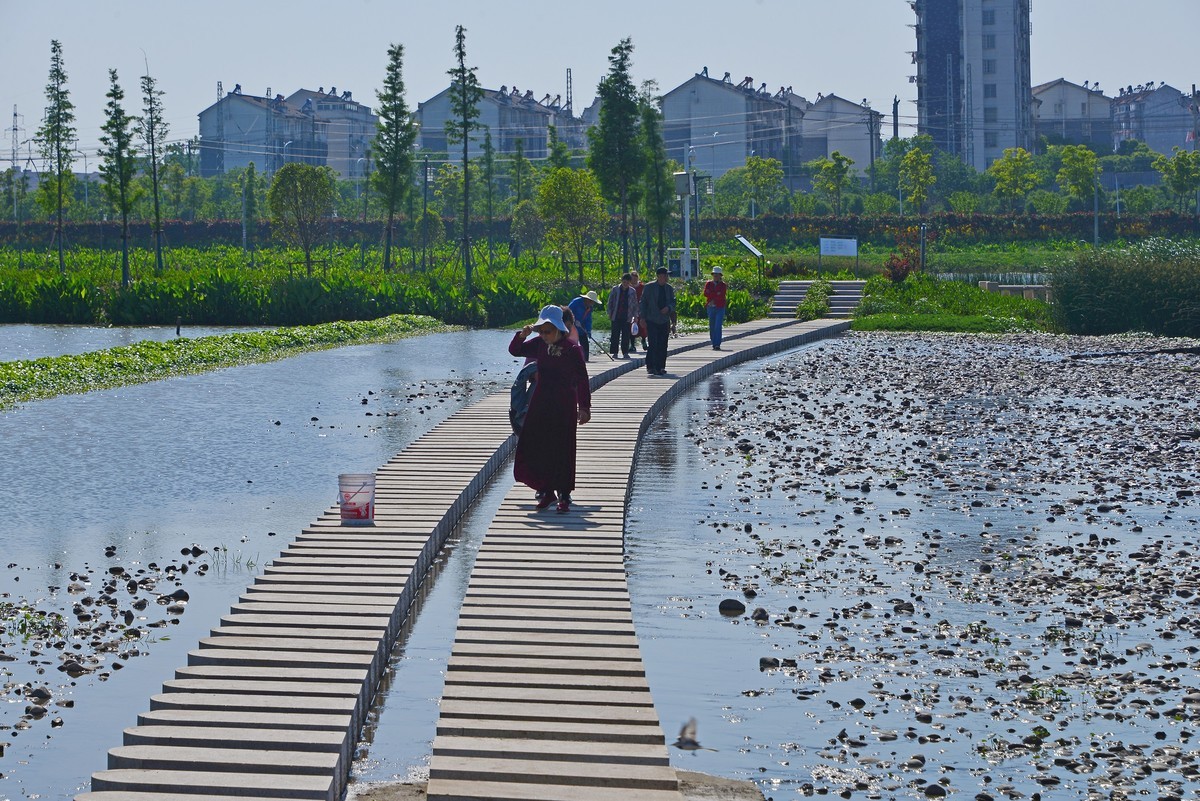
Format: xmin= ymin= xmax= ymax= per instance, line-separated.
xmin=703 ymin=266 xmax=728 ymax=350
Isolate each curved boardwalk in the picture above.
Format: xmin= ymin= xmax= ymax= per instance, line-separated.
xmin=77 ymin=318 xmax=848 ymax=801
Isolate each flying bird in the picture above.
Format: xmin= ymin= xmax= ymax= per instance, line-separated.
xmin=671 ymin=718 xmax=717 ymax=752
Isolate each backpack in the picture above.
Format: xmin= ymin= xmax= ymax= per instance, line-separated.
xmin=508 ymin=362 xmax=538 ymax=433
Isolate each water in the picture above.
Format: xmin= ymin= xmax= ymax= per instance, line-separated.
xmin=0 ymin=324 xmax=268 ymax=362
xmin=0 ymin=327 xmax=514 ymax=800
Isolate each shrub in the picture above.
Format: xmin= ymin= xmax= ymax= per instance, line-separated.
xmin=795 ymin=278 xmax=832 ymax=321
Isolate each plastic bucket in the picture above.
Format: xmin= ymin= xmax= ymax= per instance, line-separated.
xmin=338 ymin=473 xmax=375 ymax=524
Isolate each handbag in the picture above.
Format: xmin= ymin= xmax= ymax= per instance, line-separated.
xmin=630 ymin=320 xmax=639 ymax=336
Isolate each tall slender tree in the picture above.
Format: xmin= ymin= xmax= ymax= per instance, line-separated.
xmin=98 ymin=69 xmax=141 ymax=287
xmin=372 ymin=42 xmax=418 ymax=271
xmin=138 ymin=70 xmax=169 ymax=275
xmin=587 ymin=38 xmax=643 ymax=269
xmin=445 ymin=25 xmax=484 ymax=294
xmin=35 ymin=40 xmax=76 ymax=274
xmin=481 ymin=130 xmax=496 ymax=265
xmin=637 ymin=84 xmax=672 ymax=270
xmin=547 ymin=125 xmax=571 ymax=170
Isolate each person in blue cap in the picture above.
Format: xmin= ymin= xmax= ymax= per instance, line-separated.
xmin=508 ymin=305 xmax=592 ymax=513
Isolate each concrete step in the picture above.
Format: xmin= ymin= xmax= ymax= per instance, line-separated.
xmin=426 ymin=778 xmax=684 ymax=801
xmin=429 ymin=755 xmax=678 ymax=790
xmin=122 ymin=725 xmax=346 ymax=754
xmin=89 ymin=769 xmax=334 ymax=800
xmin=108 ymin=744 xmax=339 ymax=775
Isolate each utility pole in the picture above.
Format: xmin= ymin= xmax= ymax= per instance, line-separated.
xmin=892 ymin=95 xmax=900 ymax=140
xmin=8 ymin=105 xmax=23 ymax=267
xmin=864 ymin=106 xmax=879 ymax=192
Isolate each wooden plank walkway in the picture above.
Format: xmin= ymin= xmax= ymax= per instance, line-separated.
xmin=77 ymin=317 xmax=848 ymax=801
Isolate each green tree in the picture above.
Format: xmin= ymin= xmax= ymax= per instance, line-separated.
xmin=481 ymin=130 xmax=497 ymax=265
xmin=547 ymin=125 xmax=571 ymax=170
xmin=987 ymin=147 xmax=1040 ymax=212
xmin=1152 ymin=146 xmax=1200 ymax=213
xmin=510 ymin=198 xmax=544 ymax=267
xmin=240 ymin=163 xmax=261 ymax=259
xmin=638 ymin=89 xmax=673 ymax=269
xmin=138 ymin=70 xmax=169 ymax=275
xmin=744 ymin=155 xmax=786 ymax=217
xmin=809 ymin=151 xmax=855 ymax=215
xmin=1121 ymin=184 xmax=1162 ymax=214
xmin=35 ymin=40 xmax=76 ymax=274
xmin=373 ymin=43 xmax=418 ymax=272
xmin=899 ymin=148 xmax=936 ymax=213
xmin=1055 ymin=145 xmax=1100 ymax=207
xmin=511 ymin=138 xmax=531 ymax=205
xmin=267 ymin=163 xmax=337 ymax=275
xmin=97 ymin=69 xmax=141 ymax=287
xmin=536 ymin=167 xmax=607 ymax=284
xmin=445 ymin=25 xmax=485 ymax=294
xmin=587 ymin=37 xmax=643 ymax=269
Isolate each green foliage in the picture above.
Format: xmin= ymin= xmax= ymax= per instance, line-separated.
xmin=1152 ymin=147 xmax=1200 ymax=213
xmin=0 ymin=314 xmax=449 ymax=409
xmin=267 ymin=163 xmax=338 ymax=271
xmin=536 ymin=167 xmax=607 ymax=282
xmin=988 ymin=148 xmax=1041 ymax=212
xmin=373 ymin=43 xmax=418 ymax=270
xmin=1051 ymin=237 xmax=1200 ymax=336
xmin=1055 ymin=145 xmax=1100 ymax=205
xmin=795 ymin=278 xmax=832 ymax=321
xmin=854 ymin=273 xmax=1054 ymax=333
xmin=809 ymin=151 xmax=855 ymax=215
xmin=899 ymin=148 xmax=936 ymax=212
xmin=98 ymin=68 xmax=141 ymax=287
xmin=588 ymin=37 xmax=644 ymax=263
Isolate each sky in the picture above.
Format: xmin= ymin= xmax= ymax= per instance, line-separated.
xmin=2 ymin=0 xmax=1196 ymax=166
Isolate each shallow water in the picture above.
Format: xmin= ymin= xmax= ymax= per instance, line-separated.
xmin=0 ymin=323 xmax=268 ymax=362
xmin=0 ymin=328 xmax=514 ymax=800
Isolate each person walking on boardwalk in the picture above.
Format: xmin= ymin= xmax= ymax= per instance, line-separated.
xmin=606 ymin=273 xmax=638 ymax=358
xmin=703 ymin=266 xmax=728 ymax=350
xmin=567 ymin=290 xmax=601 ymax=362
xmin=639 ymin=266 xmax=676 ymax=376
xmin=508 ymin=305 xmax=592 ymax=513
xmin=630 ymin=270 xmax=647 ymax=352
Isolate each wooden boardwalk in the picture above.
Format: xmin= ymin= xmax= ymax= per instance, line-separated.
xmin=77 ymin=317 xmax=848 ymax=801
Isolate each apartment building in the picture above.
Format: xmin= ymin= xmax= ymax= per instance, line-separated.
xmin=911 ymin=0 xmax=1033 ymax=170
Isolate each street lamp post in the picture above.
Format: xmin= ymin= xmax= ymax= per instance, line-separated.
xmin=279 ymin=140 xmax=293 ymax=176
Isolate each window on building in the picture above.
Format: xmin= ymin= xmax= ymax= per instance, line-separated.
xmin=984 ymin=107 xmax=998 ymax=123
xmin=982 ymin=9 xmax=996 ymax=25
xmin=984 ymin=131 xmax=999 ymax=148
xmin=984 ymin=84 xmax=997 ymax=99
xmin=982 ymin=34 xmax=996 ymax=49
xmin=983 ymin=60 xmax=997 ymax=75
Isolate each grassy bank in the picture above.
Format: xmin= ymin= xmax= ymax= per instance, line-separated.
xmin=851 ymin=274 xmax=1056 ymax=333
xmin=0 ymin=314 xmax=453 ymax=409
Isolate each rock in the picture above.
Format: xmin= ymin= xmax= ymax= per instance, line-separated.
xmin=719 ymin=599 xmax=747 ymax=616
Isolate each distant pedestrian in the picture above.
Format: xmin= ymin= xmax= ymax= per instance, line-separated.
xmin=567 ymin=290 xmax=601 ymax=362
xmin=508 ymin=305 xmax=591 ymax=513
xmin=638 ymin=266 xmax=676 ymax=376
xmin=703 ymin=266 xmax=728 ymax=350
xmin=630 ymin=270 xmax=647 ymax=352
xmin=606 ymin=273 xmax=638 ymax=358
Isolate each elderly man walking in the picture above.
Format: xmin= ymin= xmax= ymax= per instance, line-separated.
xmin=606 ymin=273 xmax=638 ymax=358
xmin=638 ymin=267 xmax=676 ymax=375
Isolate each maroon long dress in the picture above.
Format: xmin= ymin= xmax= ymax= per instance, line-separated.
xmin=508 ymin=331 xmax=591 ymax=496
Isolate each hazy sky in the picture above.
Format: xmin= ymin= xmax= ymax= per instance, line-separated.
xmin=2 ymin=0 xmax=1196 ymax=164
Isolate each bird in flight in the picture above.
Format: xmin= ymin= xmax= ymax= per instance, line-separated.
xmin=671 ymin=717 xmax=717 ymax=752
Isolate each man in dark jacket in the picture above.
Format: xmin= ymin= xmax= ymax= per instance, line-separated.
xmin=638 ymin=267 xmax=676 ymax=375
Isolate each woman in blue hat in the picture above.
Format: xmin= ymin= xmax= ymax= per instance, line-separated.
xmin=508 ymin=305 xmax=592 ymax=512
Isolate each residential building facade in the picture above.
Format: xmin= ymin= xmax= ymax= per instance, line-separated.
xmin=1031 ymin=79 xmax=1112 ymax=151
xmin=798 ymin=93 xmax=884 ymax=181
xmin=197 ymin=84 xmax=376 ymax=178
xmin=661 ymin=70 xmax=806 ymax=188
xmin=911 ymin=0 xmax=1033 ymax=170
xmin=416 ymin=86 xmax=585 ymax=161
xmin=1111 ymin=82 xmax=1193 ymax=156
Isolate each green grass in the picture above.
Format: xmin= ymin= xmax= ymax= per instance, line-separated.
xmin=851 ymin=273 xmax=1056 ymax=334
xmin=0 ymin=314 xmax=453 ymax=409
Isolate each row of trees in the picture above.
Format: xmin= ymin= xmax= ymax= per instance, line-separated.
xmin=10 ymin=37 xmax=1200 ymax=287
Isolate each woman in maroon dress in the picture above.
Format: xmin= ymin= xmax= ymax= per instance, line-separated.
xmin=508 ymin=305 xmax=592 ymax=512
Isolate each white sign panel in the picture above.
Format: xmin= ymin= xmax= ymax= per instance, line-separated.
xmin=734 ymin=234 xmax=762 ymax=258
xmin=819 ymin=237 xmax=858 ymax=257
